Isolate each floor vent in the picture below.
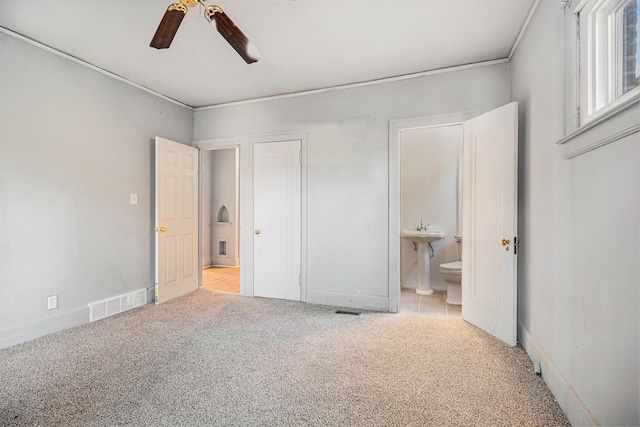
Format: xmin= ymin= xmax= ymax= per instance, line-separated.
xmin=335 ymin=310 xmax=361 ymax=316
xmin=88 ymin=288 xmax=147 ymax=322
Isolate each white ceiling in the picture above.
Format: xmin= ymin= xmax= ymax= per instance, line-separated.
xmin=0 ymin=0 xmax=536 ymax=108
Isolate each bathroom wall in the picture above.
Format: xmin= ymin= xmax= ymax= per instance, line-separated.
xmin=400 ymin=125 xmax=462 ymax=291
xmin=510 ymin=2 xmax=639 ymax=425
xmin=194 ymin=63 xmax=510 ymax=310
xmin=210 ymin=148 xmax=239 ymax=267
xmin=201 ymin=150 xmax=215 ymax=266
xmin=0 ymin=33 xmax=194 ymax=348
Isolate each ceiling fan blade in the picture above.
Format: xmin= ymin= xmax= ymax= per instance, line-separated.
xmin=205 ymin=6 xmax=261 ymax=64
xmin=150 ymin=3 xmax=188 ymax=49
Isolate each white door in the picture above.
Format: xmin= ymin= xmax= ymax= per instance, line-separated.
xmin=253 ymin=140 xmax=301 ymax=301
xmin=155 ymin=136 xmax=199 ymax=304
xmin=462 ymin=102 xmax=518 ymax=346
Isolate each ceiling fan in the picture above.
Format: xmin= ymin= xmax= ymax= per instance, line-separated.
xmin=150 ymin=0 xmax=261 ymax=64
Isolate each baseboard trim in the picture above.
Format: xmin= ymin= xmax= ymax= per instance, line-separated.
xmin=307 ymin=289 xmax=388 ymax=311
xmin=212 ymin=257 xmax=239 ymax=267
xmin=518 ymin=321 xmax=600 ymax=426
xmin=0 ymin=306 xmax=88 ymax=350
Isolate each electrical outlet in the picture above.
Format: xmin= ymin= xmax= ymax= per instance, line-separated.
xmin=47 ymin=295 xmax=58 ymax=310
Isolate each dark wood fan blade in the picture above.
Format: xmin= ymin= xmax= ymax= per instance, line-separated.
xmin=211 ymin=10 xmax=261 ymax=64
xmin=150 ymin=4 xmax=188 ymax=49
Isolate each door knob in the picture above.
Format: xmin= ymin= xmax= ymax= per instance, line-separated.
xmin=155 ymin=226 xmax=167 ymax=233
xmin=255 ymin=230 xmax=261 ymax=235
xmin=501 ymin=238 xmax=510 ymax=251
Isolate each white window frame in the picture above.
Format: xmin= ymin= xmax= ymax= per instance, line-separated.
xmin=580 ymin=0 xmax=640 ymax=119
xmin=559 ymin=0 xmax=640 ymax=158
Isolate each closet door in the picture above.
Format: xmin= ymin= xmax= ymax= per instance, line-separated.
xmin=253 ymin=140 xmax=301 ymax=301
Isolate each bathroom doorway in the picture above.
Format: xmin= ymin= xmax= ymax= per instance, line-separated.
xmin=200 ymin=147 xmax=240 ymax=294
xmin=390 ymin=104 xmax=519 ymax=346
xmin=398 ymin=124 xmax=463 ymax=317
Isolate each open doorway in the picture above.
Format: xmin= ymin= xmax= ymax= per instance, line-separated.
xmin=398 ymin=124 xmax=463 ymax=317
xmin=201 ymin=147 xmax=240 ymax=294
xmin=389 ymin=111 xmax=477 ymax=314
xmin=390 ymin=104 xmax=518 ymax=346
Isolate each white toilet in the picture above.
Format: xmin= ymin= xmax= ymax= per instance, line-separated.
xmin=439 ymin=235 xmax=462 ymax=305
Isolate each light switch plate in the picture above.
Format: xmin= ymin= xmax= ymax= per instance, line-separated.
xmin=130 ymin=193 xmax=138 ymax=205
xmin=47 ymin=295 xmax=57 ymax=310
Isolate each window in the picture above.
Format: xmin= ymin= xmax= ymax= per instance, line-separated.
xmin=559 ymin=0 xmax=640 ymax=158
xmin=578 ymin=0 xmax=640 ymax=121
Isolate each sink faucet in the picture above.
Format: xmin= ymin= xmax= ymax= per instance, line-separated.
xmin=418 ymin=219 xmax=431 ymax=231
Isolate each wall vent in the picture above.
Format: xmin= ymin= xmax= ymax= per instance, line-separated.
xmin=218 ymin=240 xmax=228 ymax=256
xmin=88 ymin=288 xmax=147 ymax=322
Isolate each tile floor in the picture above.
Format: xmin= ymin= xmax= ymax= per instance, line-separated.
xmin=399 ymin=288 xmax=462 ymax=318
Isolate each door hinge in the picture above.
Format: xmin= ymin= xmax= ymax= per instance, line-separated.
xmin=514 ymin=236 xmax=519 ymax=255
xmin=298 ymin=275 xmax=302 ymax=286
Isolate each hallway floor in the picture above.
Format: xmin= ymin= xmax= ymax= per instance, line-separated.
xmin=202 ymin=267 xmax=240 ymax=293
xmin=399 ymin=288 xmax=462 ymax=318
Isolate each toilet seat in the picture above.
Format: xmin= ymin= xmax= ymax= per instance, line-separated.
xmin=439 ymin=261 xmax=461 ymax=273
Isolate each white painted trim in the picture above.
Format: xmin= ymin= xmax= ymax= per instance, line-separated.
xmin=559 ymin=0 xmax=640 ymax=158
xmin=248 ymin=130 xmax=309 ymax=145
xmin=0 ymin=306 xmax=89 ymax=350
xmin=507 ymin=0 xmax=541 ymax=61
xmin=4 ymin=15 xmax=536 ymax=113
xmin=240 ymin=141 xmax=253 ymax=297
xmin=3 ymin=25 xmax=523 ymax=112
xmin=556 ymin=97 xmax=640 ymax=158
xmin=518 ymin=321 xmax=600 ymax=426
xmin=194 ymin=60 xmax=508 ymax=111
xmin=0 ymin=27 xmax=193 ymax=110
xmin=563 ymin=121 xmax=640 ymax=158
xmin=212 ymin=257 xmax=238 ymax=267
xmin=388 ymin=112 xmax=479 ymax=313
xmin=194 ymin=136 xmax=248 ymax=150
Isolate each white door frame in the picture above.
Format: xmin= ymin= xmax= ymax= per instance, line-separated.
xmin=196 ymin=143 xmax=241 ymax=291
xmin=388 ymin=111 xmax=478 ymax=312
xmin=194 ymin=130 xmax=308 ymax=300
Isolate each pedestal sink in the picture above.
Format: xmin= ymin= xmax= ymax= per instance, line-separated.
xmin=401 ymin=225 xmax=445 ymax=295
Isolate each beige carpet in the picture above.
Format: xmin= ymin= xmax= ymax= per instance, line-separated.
xmin=0 ymin=289 xmax=570 ymax=426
